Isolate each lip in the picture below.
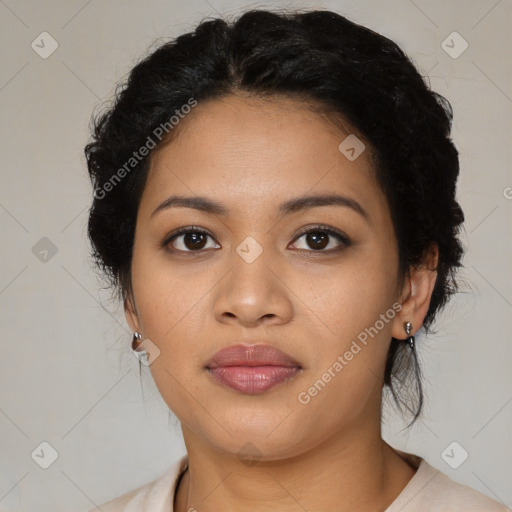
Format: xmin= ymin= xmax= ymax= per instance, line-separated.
xmin=207 ymin=344 xmax=301 ymax=369
xmin=206 ymin=344 xmax=302 ymax=394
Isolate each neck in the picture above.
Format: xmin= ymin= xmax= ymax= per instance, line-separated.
xmin=174 ymin=424 xmax=416 ymax=512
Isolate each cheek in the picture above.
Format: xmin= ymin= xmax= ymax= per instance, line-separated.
xmin=291 ymin=265 xmax=396 ymax=434
xmin=129 ymin=247 xmax=220 ymax=372
xmin=132 ymin=238 xmax=198 ymax=320
xmin=296 ymin=249 xmax=398 ymax=347
xmin=132 ymin=259 xmax=211 ymax=417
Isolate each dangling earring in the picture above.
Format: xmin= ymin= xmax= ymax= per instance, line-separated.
xmin=132 ymin=331 xmax=146 ymax=371
xmin=403 ymin=321 xmax=415 ymax=349
xmin=132 ymin=331 xmax=143 ymax=352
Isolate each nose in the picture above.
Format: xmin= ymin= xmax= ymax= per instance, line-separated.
xmin=212 ymin=242 xmax=293 ymax=328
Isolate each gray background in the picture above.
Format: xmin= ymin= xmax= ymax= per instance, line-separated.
xmin=0 ymin=0 xmax=511 ymax=511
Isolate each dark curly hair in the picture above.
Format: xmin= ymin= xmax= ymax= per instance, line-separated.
xmin=84 ymin=8 xmax=465 ymax=426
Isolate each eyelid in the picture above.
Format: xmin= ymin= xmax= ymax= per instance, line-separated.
xmin=292 ymin=224 xmax=351 ymax=243
xmin=290 ymin=224 xmax=351 ymax=251
xmin=161 ymin=225 xmax=218 ymax=251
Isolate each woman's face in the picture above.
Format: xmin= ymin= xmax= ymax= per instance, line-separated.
xmin=126 ymin=94 xmax=407 ymax=460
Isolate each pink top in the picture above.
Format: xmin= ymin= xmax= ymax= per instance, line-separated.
xmin=89 ymin=451 xmax=510 ymax=511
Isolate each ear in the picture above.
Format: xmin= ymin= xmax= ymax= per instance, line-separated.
xmin=391 ymin=243 xmax=439 ymax=340
xmin=124 ymin=292 xmax=141 ymax=334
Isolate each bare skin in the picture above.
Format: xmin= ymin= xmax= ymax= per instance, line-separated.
xmin=125 ymin=93 xmax=438 ymax=512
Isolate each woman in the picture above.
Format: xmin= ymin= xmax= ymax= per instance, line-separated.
xmin=84 ymin=8 xmax=508 ymax=512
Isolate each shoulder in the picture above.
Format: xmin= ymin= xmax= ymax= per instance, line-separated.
xmin=86 ymin=455 xmax=188 ymax=512
xmin=388 ymin=453 xmax=510 ymax=512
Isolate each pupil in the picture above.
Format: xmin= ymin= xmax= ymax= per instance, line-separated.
xmin=185 ymin=233 xmax=206 ymax=250
xmin=307 ymin=232 xmax=328 ymax=250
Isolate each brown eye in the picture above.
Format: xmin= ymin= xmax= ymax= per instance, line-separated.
xmin=291 ymin=226 xmax=351 ymax=252
xmin=304 ymin=232 xmax=329 ymax=250
xmin=163 ymin=227 xmax=219 ymax=252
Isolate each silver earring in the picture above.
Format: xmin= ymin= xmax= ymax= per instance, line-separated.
xmin=132 ymin=331 xmax=143 ymax=352
xmin=403 ymin=321 xmax=415 ymax=349
xmin=132 ymin=331 xmax=147 ymax=369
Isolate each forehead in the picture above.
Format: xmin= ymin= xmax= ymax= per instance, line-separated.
xmin=141 ymin=94 xmax=385 ymax=223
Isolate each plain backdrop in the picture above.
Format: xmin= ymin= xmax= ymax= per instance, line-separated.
xmin=0 ymin=0 xmax=511 ymax=511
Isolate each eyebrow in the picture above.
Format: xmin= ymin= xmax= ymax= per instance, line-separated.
xmin=150 ymin=193 xmax=370 ymax=222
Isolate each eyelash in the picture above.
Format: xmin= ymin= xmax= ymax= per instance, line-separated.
xmin=161 ymin=224 xmax=352 ymax=254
